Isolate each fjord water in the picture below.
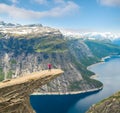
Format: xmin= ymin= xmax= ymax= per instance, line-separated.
xmin=30 ymin=57 xmax=120 ymax=113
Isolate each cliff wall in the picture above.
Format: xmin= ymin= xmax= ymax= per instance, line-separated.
xmin=0 ymin=69 xmax=63 ymax=113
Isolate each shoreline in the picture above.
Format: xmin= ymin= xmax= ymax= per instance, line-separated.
xmin=90 ymin=74 xmax=98 ymax=79
xmin=87 ymin=55 xmax=120 ymax=70
xmin=32 ymin=55 xmax=117 ymax=96
xmin=31 ymin=86 xmax=103 ymax=96
xmin=87 ymin=61 xmax=104 ymax=70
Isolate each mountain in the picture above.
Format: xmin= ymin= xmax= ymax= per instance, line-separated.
xmin=0 ymin=22 xmax=120 ymax=94
xmin=0 ymin=22 xmax=102 ymax=93
xmin=0 ymin=21 xmax=20 ymax=27
xmin=82 ymin=32 xmax=120 ymax=41
xmin=87 ymin=91 xmax=120 ymax=113
xmin=62 ymin=31 xmax=120 ymax=44
xmin=84 ymin=39 xmax=120 ymax=58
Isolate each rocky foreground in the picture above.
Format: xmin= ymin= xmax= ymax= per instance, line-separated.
xmin=87 ymin=91 xmax=120 ymax=113
xmin=0 ymin=69 xmax=63 ymax=113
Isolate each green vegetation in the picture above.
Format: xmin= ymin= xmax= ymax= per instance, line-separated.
xmin=82 ymin=75 xmax=103 ymax=88
xmin=0 ymin=35 xmax=68 ymax=55
xmin=69 ymin=79 xmax=103 ymax=91
xmin=68 ymin=39 xmax=120 ymax=92
xmin=68 ymin=80 xmax=84 ymax=91
xmin=1 ymin=32 xmax=120 ymax=93
xmin=87 ymin=91 xmax=120 ymax=113
xmin=85 ymin=40 xmax=120 ymax=58
xmin=80 ymin=57 xmax=100 ymax=67
xmin=0 ymin=33 xmax=3 ymax=38
xmin=96 ymin=91 xmax=120 ymax=106
xmin=34 ymin=37 xmax=68 ymax=53
xmin=0 ymin=69 xmax=13 ymax=81
xmin=0 ymin=68 xmax=4 ymax=81
xmin=67 ymin=39 xmax=116 ymax=91
xmin=69 ymin=54 xmax=103 ymax=91
xmin=71 ymin=54 xmax=94 ymax=77
xmin=7 ymin=70 xmax=13 ymax=79
xmin=10 ymin=59 xmax=17 ymax=64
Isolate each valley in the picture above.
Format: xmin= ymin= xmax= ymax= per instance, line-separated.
xmin=0 ymin=22 xmax=120 ymax=113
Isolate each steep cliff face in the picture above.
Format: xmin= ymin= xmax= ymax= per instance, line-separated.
xmin=0 ymin=69 xmax=63 ymax=113
xmin=68 ymin=39 xmax=99 ymax=67
xmin=87 ymin=91 xmax=120 ymax=113
xmin=0 ymin=24 xmax=103 ymax=93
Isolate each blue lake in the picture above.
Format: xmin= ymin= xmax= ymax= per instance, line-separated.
xmin=30 ymin=58 xmax=120 ymax=113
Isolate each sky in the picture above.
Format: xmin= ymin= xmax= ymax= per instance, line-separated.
xmin=0 ymin=0 xmax=120 ymax=33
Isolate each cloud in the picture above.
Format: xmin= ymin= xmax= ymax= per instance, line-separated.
xmin=0 ymin=1 xmax=79 ymax=21
xmin=0 ymin=4 xmax=36 ymax=19
xmin=34 ymin=0 xmax=65 ymax=5
xmin=98 ymin=0 xmax=120 ymax=7
xmin=53 ymin=0 xmax=65 ymax=4
xmin=34 ymin=0 xmax=48 ymax=5
xmin=0 ymin=0 xmax=18 ymax=5
xmin=47 ymin=1 xmax=80 ymax=17
xmin=10 ymin=0 xmax=18 ymax=4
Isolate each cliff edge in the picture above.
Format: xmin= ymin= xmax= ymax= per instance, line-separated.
xmin=0 ymin=69 xmax=63 ymax=113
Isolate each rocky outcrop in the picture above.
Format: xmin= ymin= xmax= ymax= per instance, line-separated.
xmin=0 ymin=23 xmax=110 ymax=93
xmin=87 ymin=91 xmax=120 ymax=113
xmin=0 ymin=69 xmax=63 ymax=113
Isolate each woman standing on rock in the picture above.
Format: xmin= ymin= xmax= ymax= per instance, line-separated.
xmin=48 ymin=64 xmax=52 ymax=71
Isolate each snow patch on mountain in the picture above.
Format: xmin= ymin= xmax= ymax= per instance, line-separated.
xmin=61 ymin=30 xmax=120 ymax=41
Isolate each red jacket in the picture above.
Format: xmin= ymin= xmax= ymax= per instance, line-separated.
xmin=48 ymin=64 xmax=52 ymax=69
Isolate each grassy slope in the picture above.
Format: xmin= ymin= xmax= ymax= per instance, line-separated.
xmin=34 ymin=36 xmax=68 ymax=53
xmin=85 ymin=40 xmax=120 ymax=58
